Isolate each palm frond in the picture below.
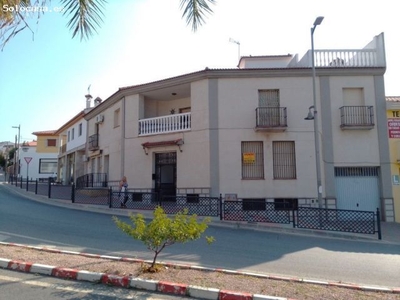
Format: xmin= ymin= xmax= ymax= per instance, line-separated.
xmin=60 ymin=0 xmax=106 ymax=40
xmin=179 ymin=0 xmax=216 ymax=31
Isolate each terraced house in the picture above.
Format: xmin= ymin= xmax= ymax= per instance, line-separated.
xmin=82 ymin=32 xmax=394 ymax=221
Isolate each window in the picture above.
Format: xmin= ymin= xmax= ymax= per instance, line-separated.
xmin=39 ymin=158 xmax=57 ymax=174
xmin=274 ymin=198 xmax=298 ymax=210
xmin=71 ymin=128 xmax=75 ymax=140
xmin=241 ymin=141 xmax=264 ymax=179
xmin=242 ymin=198 xmax=266 ymax=211
xmin=47 ymin=139 xmax=56 ymax=147
xmin=67 ymin=131 xmax=70 ymax=142
xmin=186 ymin=193 xmax=199 ymax=203
xmin=114 ymin=108 xmax=120 ymax=128
xmin=273 ymin=141 xmax=296 ymax=179
xmin=179 ymin=107 xmax=191 ymax=113
xmin=79 ymin=123 xmax=82 ymax=136
xmin=258 ymin=90 xmax=280 ymax=126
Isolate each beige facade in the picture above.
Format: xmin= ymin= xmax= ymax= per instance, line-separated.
xmin=83 ymin=33 xmax=394 ymax=220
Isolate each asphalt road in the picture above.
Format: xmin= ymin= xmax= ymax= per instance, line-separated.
xmin=1 ymin=182 xmax=399 ymax=289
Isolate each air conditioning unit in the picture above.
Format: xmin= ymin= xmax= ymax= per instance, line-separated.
xmin=96 ymin=115 xmax=104 ymax=123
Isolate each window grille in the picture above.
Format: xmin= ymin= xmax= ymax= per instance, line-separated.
xmin=335 ymin=167 xmax=378 ymax=177
xmin=241 ymin=141 xmax=264 ymax=179
xmin=273 ymin=141 xmax=296 ymax=179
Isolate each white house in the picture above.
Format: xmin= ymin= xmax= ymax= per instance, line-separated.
xmin=55 ymin=96 xmax=97 ymax=184
xmin=82 ymin=32 xmax=394 ymax=221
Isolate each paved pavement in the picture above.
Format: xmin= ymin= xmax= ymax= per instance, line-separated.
xmin=1 ymin=175 xmax=400 ymax=300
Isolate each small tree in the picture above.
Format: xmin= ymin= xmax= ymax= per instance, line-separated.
xmin=113 ymin=206 xmax=214 ymax=272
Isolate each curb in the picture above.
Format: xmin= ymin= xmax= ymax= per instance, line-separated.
xmin=1 ymin=242 xmax=400 ymax=299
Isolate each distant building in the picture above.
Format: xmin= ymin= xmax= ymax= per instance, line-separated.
xmin=386 ymin=96 xmax=400 ymax=222
xmin=17 ymin=131 xmax=58 ymax=180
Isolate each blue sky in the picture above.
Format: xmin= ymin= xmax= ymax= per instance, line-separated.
xmin=1 ymin=0 xmax=399 ymax=143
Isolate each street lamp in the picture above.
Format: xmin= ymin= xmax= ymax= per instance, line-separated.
xmin=305 ymin=16 xmax=324 ymax=208
xmin=12 ymin=125 xmax=20 ymax=177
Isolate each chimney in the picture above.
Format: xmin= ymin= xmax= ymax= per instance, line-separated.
xmin=94 ymin=97 xmax=102 ymax=106
xmin=85 ymin=94 xmax=93 ymax=108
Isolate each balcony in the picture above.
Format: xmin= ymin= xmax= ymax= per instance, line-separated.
xmin=295 ymin=49 xmax=385 ymax=68
xmin=139 ymin=112 xmax=191 ymax=136
xmin=255 ymin=107 xmax=287 ymax=132
xmin=340 ymin=106 xmax=374 ymax=130
xmin=88 ymin=133 xmax=99 ymax=150
xmin=59 ymin=144 xmax=66 ymax=154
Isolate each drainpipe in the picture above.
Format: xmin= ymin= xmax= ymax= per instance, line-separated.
xmin=121 ymin=96 xmax=126 ymax=177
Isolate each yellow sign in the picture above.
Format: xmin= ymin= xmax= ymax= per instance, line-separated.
xmin=243 ymin=152 xmax=255 ymax=164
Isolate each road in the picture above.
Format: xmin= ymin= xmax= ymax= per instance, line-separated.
xmin=0 ymin=180 xmax=399 ymax=289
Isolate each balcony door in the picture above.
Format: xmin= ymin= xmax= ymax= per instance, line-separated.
xmin=155 ymin=152 xmax=177 ymax=199
xmin=259 ymin=89 xmax=280 ymax=126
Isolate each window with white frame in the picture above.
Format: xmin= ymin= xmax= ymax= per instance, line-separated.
xmin=273 ymin=141 xmax=296 ymax=179
xmin=39 ymin=158 xmax=57 ymax=174
xmin=79 ymin=123 xmax=82 ymax=136
xmin=71 ymin=128 xmax=75 ymax=140
xmin=241 ymin=141 xmax=264 ymax=179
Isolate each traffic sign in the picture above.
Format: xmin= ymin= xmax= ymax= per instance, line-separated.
xmin=24 ymin=157 xmax=32 ymax=164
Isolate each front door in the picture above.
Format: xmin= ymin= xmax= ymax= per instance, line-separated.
xmin=155 ymin=152 xmax=177 ymax=198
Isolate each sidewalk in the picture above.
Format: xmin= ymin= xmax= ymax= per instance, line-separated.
xmin=1 ymin=175 xmax=399 ymax=245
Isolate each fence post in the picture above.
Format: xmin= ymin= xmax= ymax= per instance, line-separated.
xmin=48 ymin=178 xmax=51 ymax=198
xmin=71 ymin=183 xmax=75 ymax=203
xmin=292 ymin=208 xmax=296 ymax=228
xmin=376 ymin=207 xmax=382 ymax=240
xmin=219 ymin=194 xmax=224 ymax=220
xmin=158 ymin=190 xmax=162 ymax=207
xmin=109 ymin=187 xmax=112 ymax=208
xmin=35 ymin=179 xmax=38 ymax=194
xmin=20 ymin=176 xmax=22 ymax=189
xmin=26 ymin=177 xmax=29 ymax=191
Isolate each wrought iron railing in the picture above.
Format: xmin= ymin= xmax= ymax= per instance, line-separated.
xmin=295 ymin=207 xmax=379 ymax=236
xmin=88 ymin=133 xmax=99 ymax=150
xmin=7 ymin=178 xmax=383 ymax=239
xmin=76 ymin=173 xmax=108 ymax=189
xmin=59 ymin=144 xmax=67 ymax=154
xmin=255 ymin=107 xmax=287 ymax=128
xmin=139 ymin=112 xmax=191 ymax=136
xmin=339 ymin=106 xmax=374 ymax=128
xmin=223 ymin=200 xmax=291 ymax=224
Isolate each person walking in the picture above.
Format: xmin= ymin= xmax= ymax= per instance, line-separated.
xmin=119 ymin=176 xmax=128 ymax=208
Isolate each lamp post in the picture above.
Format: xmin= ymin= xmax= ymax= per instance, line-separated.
xmin=305 ymin=16 xmax=324 ymax=208
xmin=12 ymin=125 xmax=20 ymax=177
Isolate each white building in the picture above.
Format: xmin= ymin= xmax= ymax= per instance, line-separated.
xmin=56 ymin=96 xmax=97 ymax=184
xmin=82 ymin=32 xmax=394 ymax=221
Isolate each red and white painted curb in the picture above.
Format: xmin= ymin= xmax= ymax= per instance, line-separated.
xmin=0 ymin=242 xmax=399 ymax=300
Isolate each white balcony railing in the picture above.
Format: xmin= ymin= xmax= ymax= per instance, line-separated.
xmin=297 ymin=49 xmax=385 ymax=68
xmin=139 ymin=112 xmax=191 ymax=136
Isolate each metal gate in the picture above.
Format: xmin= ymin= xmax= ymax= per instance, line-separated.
xmin=335 ymin=167 xmax=380 ymax=211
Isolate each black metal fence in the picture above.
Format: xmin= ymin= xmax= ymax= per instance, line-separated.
xmin=295 ymin=207 xmax=380 ymax=236
xmin=76 ymin=173 xmax=108 ymax=189
xmin=6 ymin=175 xmax=382 ymax=239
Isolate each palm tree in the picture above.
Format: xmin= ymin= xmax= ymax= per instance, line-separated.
xmin=0 ymin=0 xmax=216 ymax=50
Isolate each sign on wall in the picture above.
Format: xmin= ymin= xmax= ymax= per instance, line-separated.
xmin=387 ymin=118 xmax=400 ymax=138
xmin=243 ymin=152 xmax=255 ymax=164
